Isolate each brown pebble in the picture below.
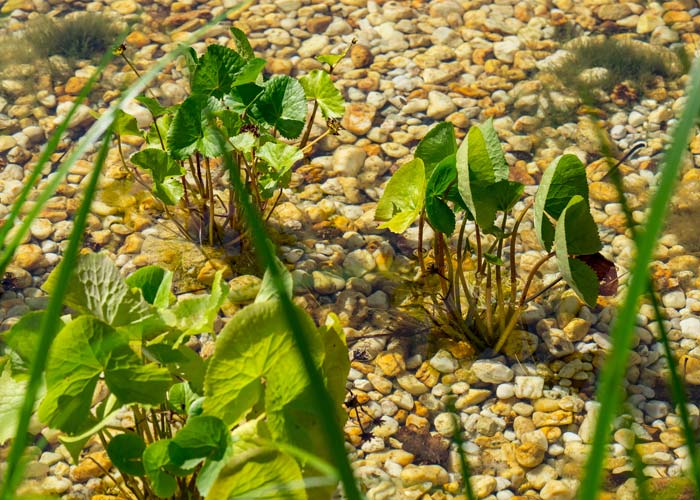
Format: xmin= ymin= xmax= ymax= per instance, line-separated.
xmin=350 ymin=44 xmax=373 ymax=68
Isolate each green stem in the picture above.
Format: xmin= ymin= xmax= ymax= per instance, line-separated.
xmin=0 ymin=130 xmax=113 ymax=499
xmin=300 ymin=100 xmax=319 ymax=151
xmin=519 ymin=251 xmax=555 ymax=307
xmin=579 ymin=57 xmax=700 ymax=500
xmin=209 ymin=126 xmax=362 ymax=500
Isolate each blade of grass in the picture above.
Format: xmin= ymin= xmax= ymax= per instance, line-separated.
xmin=211 ymin=125 xmax=362 ymax=500
xmin=0 ymin=129 xmax=113 ymax=498
xmin=447 ymin=404 xmax=476 ymax=500
xmin=648 ymin=291 xmax=700 ymax=495
xmin=579 ymin=58 xmax=700 ymax=500
xmin=0 ymin=1 xmax=252 ymax=278
xmin=587 ymin=76 xmax=700 ymax=500
xmin=0 ymin=30 xmax=125 ymax=259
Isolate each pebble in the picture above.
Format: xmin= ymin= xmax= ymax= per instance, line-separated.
xmin=471 ymin=359 xmax=514 ymax=384
xmin=342 ymin=104 xmax=376 ymax=136
xmin=513 ymin=376 xmax=544 ymax=399
xmin=427 ymin=91 xmax=457 ymax=120
xmin=400 ymin=464 xmax=448 ymax=486
xmin=429 ymin=350 xmax=457 ymax=373
xmin=663 ymin=290 xmax=686 ymax=309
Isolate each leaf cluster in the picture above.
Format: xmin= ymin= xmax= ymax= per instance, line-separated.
xmin=375 ymin=120 xmax=616 ymax=352
xmin=0 ymin=253 xmax=349 ymax=499
xmin=115 ymin=27 xmax=347 ymax=248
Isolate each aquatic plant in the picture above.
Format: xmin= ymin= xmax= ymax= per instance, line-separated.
xmin=1 ymin=252 xmax=349 ymax=499
xmin=375 ymin=119 xmax=616 ymax=352
xmin=114 ymin=28 xmax=349 ymax=249
xmin=24 ymin=12 xmax=121 ymax=60
xmin=547 ymin=36 xmax=681 ymax=97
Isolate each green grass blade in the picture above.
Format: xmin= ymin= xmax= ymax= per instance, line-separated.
xmin=0 ymin=31 xmax=124 ymax=263
xmin=448 ymin=410 xmax=476 ymax=500
xmin=210 ymin=127 xmax=362 ymax=500
xmin=0 ymin=2 xmax=252 ymax=278
xmin=0 ymin=129 xmax=113 ymax=499
xmin=578 ymin=57 xmax=700 ymax=500
xmin=649 ymin=292 xmax=700 ymax=496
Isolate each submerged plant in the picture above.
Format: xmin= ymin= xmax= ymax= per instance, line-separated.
xmin=546 ymin=36 xmax=681 ymax=97
xmin=24 ymin=12 xmax=121 ymax=60
xmin=113 ymin=28 xmax=349 ymax=249
xmin=375 ymin=120 xmax=616 ymax=352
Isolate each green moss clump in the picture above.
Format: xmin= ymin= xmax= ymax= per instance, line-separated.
xmin=24 ymin=12 xmax=120 ymax=60
xmin=548 ymin=36 xmax=681 ymax=94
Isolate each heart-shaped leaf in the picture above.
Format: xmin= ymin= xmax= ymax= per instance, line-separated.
xmin=554 ymin=196 xmax=601 ymax=306
xmin=257 ymin=76 xmax=307 ymax=139
xmin=415 ymin=122 xmax=457 ymax=178
xmin=425 ymin=155 xmax=457 ymax=235
xmin=534 ymin=154 xmax=589 ymax=251
xmin=375 ymin=158 xmax=426 ymax=233
xmin=299 ymin=69 xmax=345 ymax=119
xmin=107 ymin=433 xmax=146 ymax=476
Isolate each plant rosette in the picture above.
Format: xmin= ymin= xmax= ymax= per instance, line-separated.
xmin=375 ymin=119 xmax=617 ymax=353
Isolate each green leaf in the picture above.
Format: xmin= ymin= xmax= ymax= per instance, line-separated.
xmin=125 ymin=265 xmax=173 ymax=307
xmin=560 ymin=195 xmax=602 ymax=256
xmin=257 ymin=141 xmax=303 ymax=173
xmin=148 ymin=345 xmax=206 ymax=395
xmin=130 ymin=148 xmax=183 ymax=180
xmin=298 ymin=70 xmax=345 ymax=119
xmin=4 ymin=311 xmax=45 ymax=370
xmin=375 ymin=158 xmax=426 ymax=233
xmin=425 ymin=197 xmax=455 ymax=235
xmin=59 ymin=394 xmax=119 ymax=463
xmin=143 ymin=440 xmax=178 ymax=498
xmin=315 ymin=42 xmax=352 ymax=69
xmin=425 ymin=156 xmax=457 ymax=234
xmin=160 ymin=271 xmax=228 ymax=342
xmin=491 ymin=179 xmax=524 ymax=212
xmin=257 ymin=76 xmax=307 ymax=139
xmin=319 ymin=314 xmax=350 ymax=426
xmin=37 ymin=316 xmax=108 ymax=433
xmin=169 ymin=415 xmax=229 ymax=468
xmin=206 ymin=447 xmax=306 ymax=500
xmin=231 ymin=58 xmax=266 ymax=87
xmin=554 ymin=196 xmax=601 ymax=307
xmin=415 ymin=122 xmax=457 ymax=177
xmin=135 ymin=96 xmax=170 ymax=118
xmin=147 ymin=114 xmax=171 ymax=147
xmin=192 ymin=44 xmax=245 ymax=97
xmin=113 ymin=109 xmax=141 ymax=137
xmin=203 ymin=301 xmax=322 ymax=433
xmin=478 ymin=118 xmax=508 ymax=181
xmin=39 ymin=315 xmax=170 ymax=433
xmin=230 ymin=27 xmax=255 ymax=61
xmin=42 ymin=253 xmax=155 ymax=328
xmin=167 ymin=95 xmax=204 ymax=160
xmin=130 ymin=148 xmax=185 ymax=205
xmin=107 ymin=433 xmax=146 ymax=476
xmin=104 ymin=346 xmax=171 ymax=406
xmin=224 ymin=83 xmax=264 ymax=115
xmin=534 ymin=154 xmax=589 ymax=251
xmin=256 ymin=258 xmax=294 ymax=304
xmin=230 ymin=132 xmax=256 ymax=156
xmin=456 ymin=123 xmax=512 ymax=231
xmin=0 ymin=364 xmax=26 ymax=444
